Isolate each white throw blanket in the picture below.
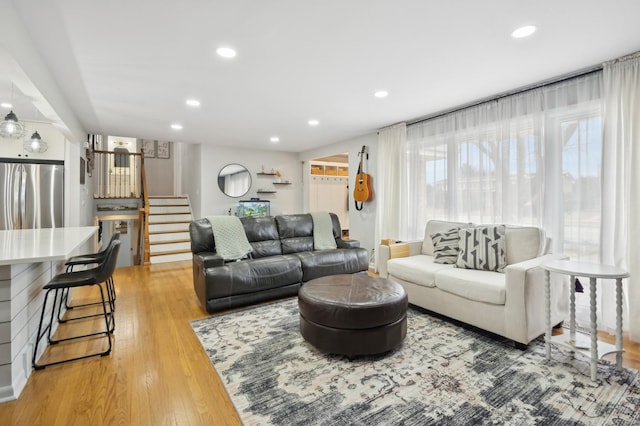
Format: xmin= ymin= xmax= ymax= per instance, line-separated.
xmin=206 ymin=216 xmax=253 ymax=261
xmin=310 ymin=211 xmax=337 ymax=250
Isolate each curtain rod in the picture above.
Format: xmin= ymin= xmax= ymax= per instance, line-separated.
xmin=407 ymin=64 xmax=603 ymax=126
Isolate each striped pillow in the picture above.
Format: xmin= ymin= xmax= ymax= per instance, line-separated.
xmin=431 ymin=227 xmax=461 ymax=264
xmin=457 ymin=225 xmax=507 ymax=272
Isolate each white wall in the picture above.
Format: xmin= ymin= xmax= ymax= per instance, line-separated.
xmin=299 ymin=133 xmax=377 ymax=256
xmin=192 ymin=145 xmax=302 ymax=219
xmin=0 ymin=2 xmax=85 ymax=143
xmin=179 ymin=142 xmax=202 ymax=218
xmin=144 ymin=155 xmax=174 ymax=196
xmin=65 ymin=137 xmax=94 ymax=227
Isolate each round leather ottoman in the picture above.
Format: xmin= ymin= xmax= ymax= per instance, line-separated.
xmin=298 ymin=274 xmax=408 ymax=356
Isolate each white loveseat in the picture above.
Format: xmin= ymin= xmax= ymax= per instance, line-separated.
xmin=378 ymin=220 xmax=569 ymax=346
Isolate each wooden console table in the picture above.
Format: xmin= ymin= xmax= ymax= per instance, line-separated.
xmin=542 ymin=259 xmax=629 ymax=381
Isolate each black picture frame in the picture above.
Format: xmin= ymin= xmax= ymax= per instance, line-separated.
xmin=80 ymin=157 xmax=85 ymax=185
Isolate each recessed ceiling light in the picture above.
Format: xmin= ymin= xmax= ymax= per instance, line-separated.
xmin=270 ymin=136 xmax=280 ymax=143
xmin=374 ymin=90 xmax=388 ymax=98
xmin=308 ymin=119 xmax=319 ymax=126
xmin=1 ymin=102 xmax=11 ymax=109
xmin=216 ymin=47 xmax=237 ymax=58
xmin=171 ymin=123 xmax=183 ymax=130
xmin=511 ymin=25 xmax=537 ymax=39
xmin=186 ymin=99 xmax=200 ymax=107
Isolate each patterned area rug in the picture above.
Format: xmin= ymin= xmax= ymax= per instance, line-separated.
xmin=191 ymin=298 xmax=640 ymax=425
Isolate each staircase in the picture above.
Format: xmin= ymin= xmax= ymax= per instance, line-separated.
xmin=147 ymin=196 xmax=192 ymax=264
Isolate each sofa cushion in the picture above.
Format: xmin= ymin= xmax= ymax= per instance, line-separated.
xmin=240 ymin=216 xmax=282 ymax=258
xmin=204 ymin=255 xmax=303 ymax=298
xmin=387 ymin=255 xmax=455 ymax=288
xmin=457 ymin=225 xmax=507 ymax=272
xmin=276 ymin=214 xmax=313 ymax=238
xmin=431 ymin=227 xmax=461 ymax=264
xmin=422 ymin=220 xmax=471 ymax=256
xmin=434 ymin=268 xmax=506 ymax=305
xmin=297 ymin=248 xmax=369 ymax=281
xmin=276 ymin=214 xmax=315 ymax=254
xmin=504 ymin=225 xmax=545 ymax=265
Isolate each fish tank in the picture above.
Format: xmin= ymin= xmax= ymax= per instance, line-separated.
xmin=238 ymin=199 xmax=270 ymax=217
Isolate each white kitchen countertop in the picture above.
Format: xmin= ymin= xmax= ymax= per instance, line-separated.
xmin=0 ymin=226 xmax=98 ymax=265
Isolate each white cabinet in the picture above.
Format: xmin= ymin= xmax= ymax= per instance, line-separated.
xmin=0 ymin=121 xmax=65 ymax=160
xmin=309 ymin=175 xmax=349 ymax=230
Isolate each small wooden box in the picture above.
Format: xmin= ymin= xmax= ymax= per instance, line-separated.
xmin=388 ymin=243 xmax=410 ymax=259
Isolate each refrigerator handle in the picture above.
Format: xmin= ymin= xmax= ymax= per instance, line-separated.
xmin=15 ymin=165 xmax=25 ymax=229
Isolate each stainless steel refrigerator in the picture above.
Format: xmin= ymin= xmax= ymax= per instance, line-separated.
xmin=0 ymin=159 xmax=64 ymax=230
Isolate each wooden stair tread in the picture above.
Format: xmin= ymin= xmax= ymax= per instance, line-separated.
xmin=149 ymin=229 xmax=190 ymax=235
xmin=150 ymin=249 xmax=192 ymax=256
xmin=150 ymin=239 xmax=191 ymax=246
xmin=149 ymin=196 xmax=189 ymax=199
xmin=149 ymin=220 xmax=191 ymax=225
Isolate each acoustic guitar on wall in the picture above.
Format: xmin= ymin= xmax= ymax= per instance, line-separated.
xmin=354 ymin=145 xmax=373 ymax=210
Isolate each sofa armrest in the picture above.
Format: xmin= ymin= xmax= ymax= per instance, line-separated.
xmin=504 ymin=254 xmax=570 ymax=343
xmin=192 ymin=252 xmax=225 ymax=312
xmin=377 ymin=240 xmax=422 ymax=277
xmin=194 ymin=252 xmax=224 ymax=269
xmin=337 ymin=239 xmax=360 ymax=249
xmin=405 ymin=241 xmax=423 ymax=256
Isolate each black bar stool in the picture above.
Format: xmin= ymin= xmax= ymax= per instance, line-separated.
xmin=62 ymin=232 xmax=121 ymax=313
xmin=33 ymin=239 xmax=121 ymax=370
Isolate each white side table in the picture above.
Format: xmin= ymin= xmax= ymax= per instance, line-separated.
xmin=541 ymin=259 xmax=629 ymax=381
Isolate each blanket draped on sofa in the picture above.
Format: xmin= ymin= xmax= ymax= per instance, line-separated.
xmin=206 ymin=215 xmax=253 ymax=260
xmin=310 ymin=211 xmax=337 ymax=250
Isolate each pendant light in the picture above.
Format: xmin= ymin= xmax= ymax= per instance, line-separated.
xmin=22 ymin=104 xmax=48 ymax=153
xmin=0 ymin=110 xmax=27 ymax=139
xmin=0 ymin=84 xmax=26 ymax=139
xmin=23 ymin=130 xmax=48 ymax=153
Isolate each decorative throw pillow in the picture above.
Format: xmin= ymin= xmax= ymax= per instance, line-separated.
xmin=457 ymin=225 xmax=507 ymax=272
xmin=431 ymin=227 xmax=461 ymax=264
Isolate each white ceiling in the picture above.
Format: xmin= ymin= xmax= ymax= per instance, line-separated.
xmin=3 ymin=0 xmax=640 ymax=152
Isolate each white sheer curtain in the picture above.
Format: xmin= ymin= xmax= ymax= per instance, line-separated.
xmin=602 ymin=53 xmax=640 ymax=341
xmin=402 ymin=73 xmax=613 ymax=332
xmin=374 ymin=123 xmax=406 ymax=270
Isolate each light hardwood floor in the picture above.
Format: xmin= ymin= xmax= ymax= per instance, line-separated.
xmin=0 ymin=261 xmax=638 ymax=425
xmin=0 ymin=261 xmax=241 ymax=426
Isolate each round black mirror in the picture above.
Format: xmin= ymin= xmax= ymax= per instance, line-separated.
xmin=218 ymin=164 xmax=252 ymax=197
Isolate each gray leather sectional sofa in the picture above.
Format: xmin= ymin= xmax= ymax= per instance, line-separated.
xmin=189 ymin=213 xmax=369 ymax=313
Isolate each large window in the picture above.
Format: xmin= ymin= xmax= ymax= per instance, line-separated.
xmin=403 ymin=74 xmax=602 ymax=255
xmin=402 ymin=73 xmax=603 ymax=326
xmin=557 ymin=115 xmax=602 ymax=261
